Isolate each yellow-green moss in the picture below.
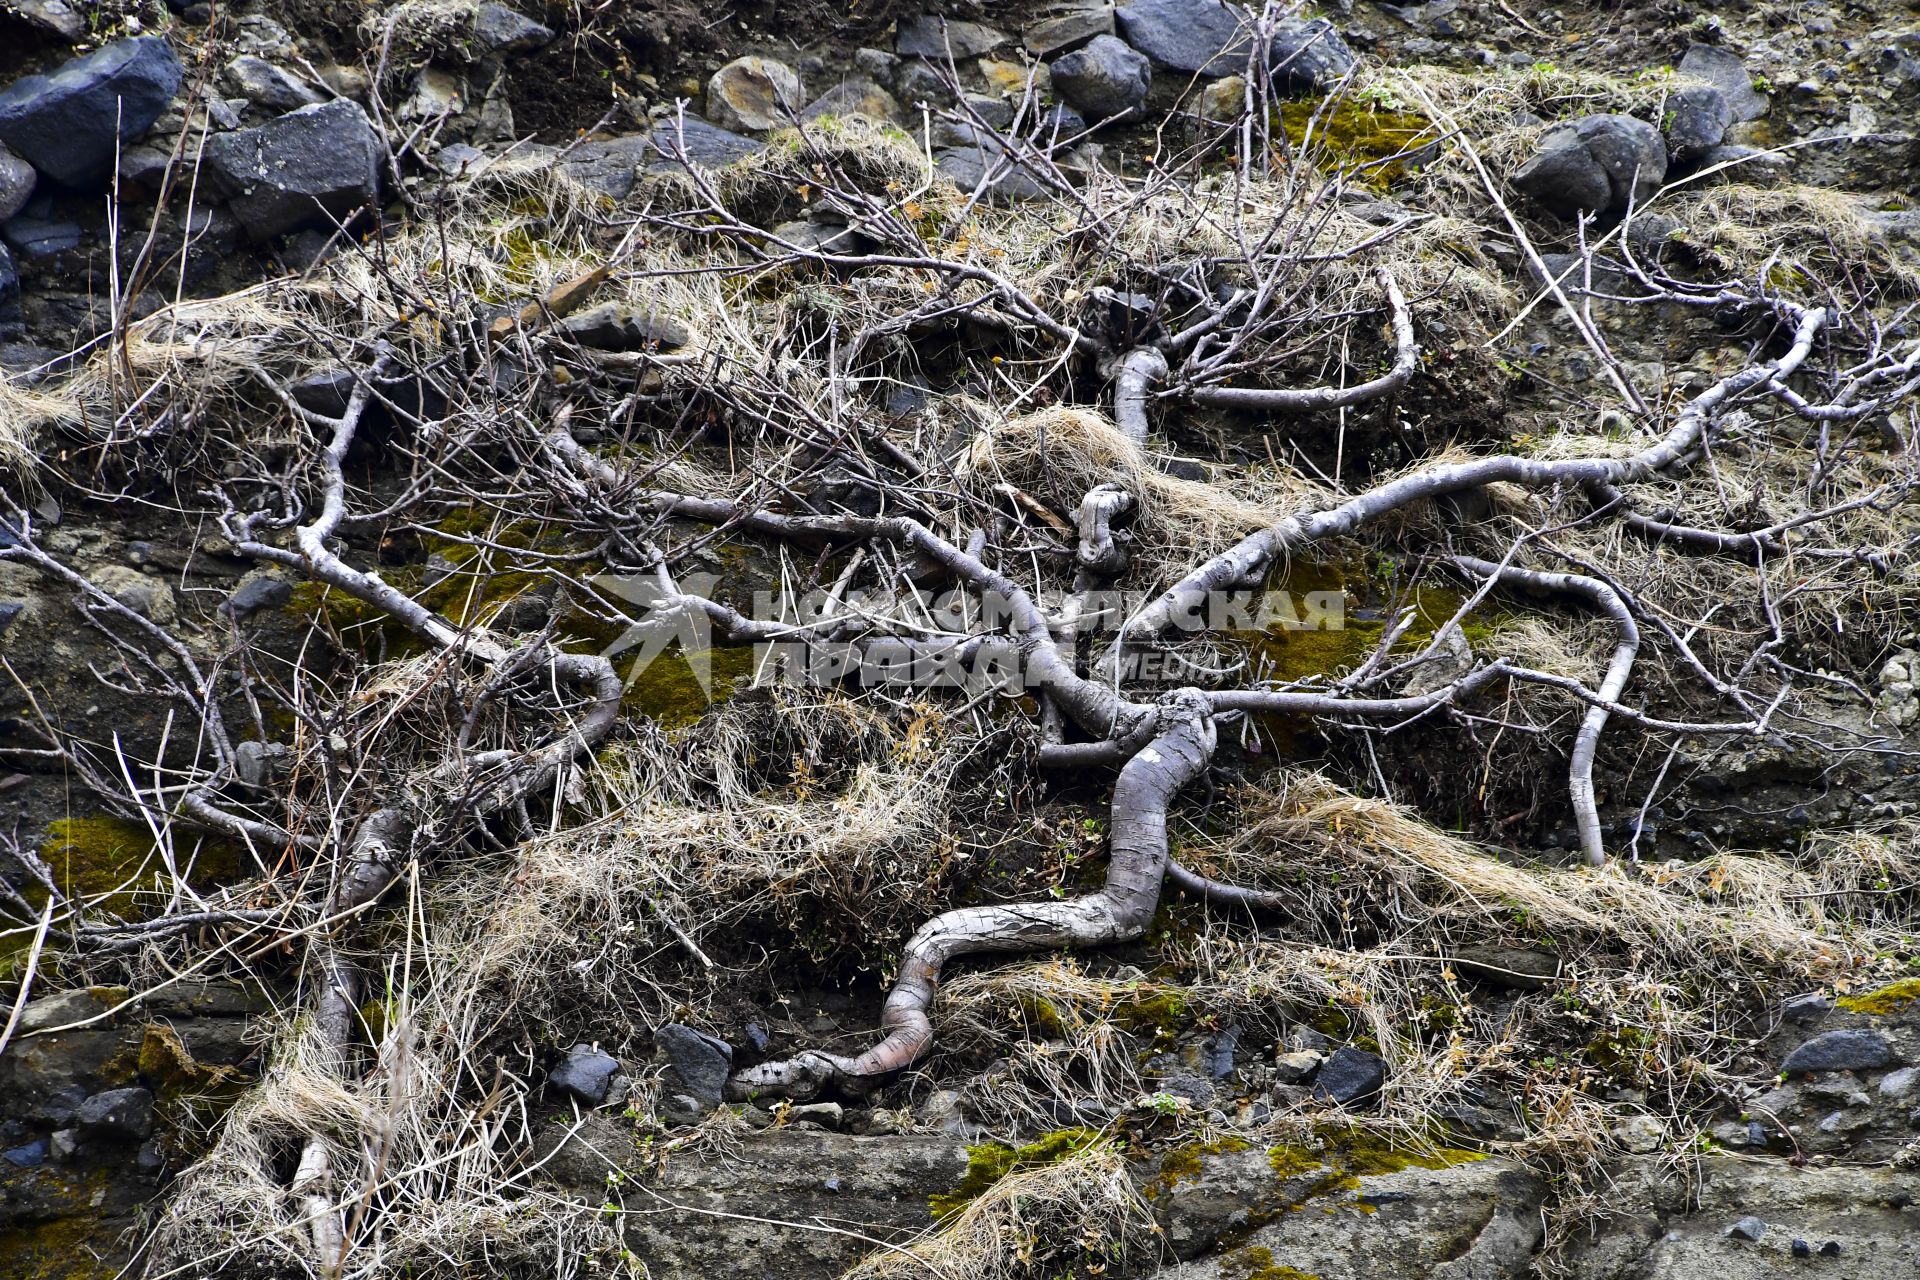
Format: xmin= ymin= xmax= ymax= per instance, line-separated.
xmin=1225 ymin=1248 xmax=1321 ymax=1280
xmin=0 ymin=1209 xmax=116 ymax=1280
xmin=1279 ymin=98 xmax=1436 ymax=188
xmin=1837 ymin=978 xmax=1920 ymax=1015
xmin=1322 ymin=1125 xmax=1483 ymax=1175
xmin=1266 ymin=1142 xmax=1325 ymax=1180
xmin=929 ymin=1128 xmax=1101 ymax=1220
xmin=1153 ymin=1136 xmax=1253 ymax=1198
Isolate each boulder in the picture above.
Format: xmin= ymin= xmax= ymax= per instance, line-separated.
xmin=1665 ymin=84 xmax=1730 ymax=164
xmin=1312 ymin=1046 xmax=1387 ymax=1105
xmin=0 ymin=37 xmax=183 ymax=188
xmin=800 ymin=78 xmax=902 ymax=125
xmin=936 ymin=144 xmax=1050 ymax=202
xmin=227 ymin=55 xmax=325 ymax=111
xmin=896 ymin=14 xmax=1009 ymax=59
xmin=1115 ymin=0 xmax=1350 ymax=90
xmin=1267 ymin=17 xmax=1355 ymax=95
xmin=1781 ymin=1029 xmax=1895 ymax=1074
xmin=471 ymin=3 xmax=553 ymax=56
xmin=1678 ymin=44 xmax=1768 ymax=123
xmin=705 ymin=55 xmax=804 ymax=133
xmin=204 ymin=100 xmax=381 ymax=241
xmin=1025 ymin=4 xmax=1114 ymax=57
xmin=1049 ymin=34 xmax=1150 ymax=121
xmin=550 ymin=1044 xmax=620 ymax=1106
xmin=1512 ymin=114 xmax=1666 ymax=217
xmin=0 ymin=146 xmax=35 ymax=222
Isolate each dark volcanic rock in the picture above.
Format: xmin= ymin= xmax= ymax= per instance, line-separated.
xmin=1679 ymin=44 xmax=1768 ymax=123
xmin=1116 ymin=0 xmax=1249 ymax=75
xmin=1781 ymin=1030 xmax=1895 ymax=1075
xmin=3 ymin=215 xmax=81 ymax=257
xmin=559 ymin=302 xmax=691 ymax=351
xmin=895 ymin=14 xmax=1008 ymax=59
xmin=1050 ymin=34 xmax=1151 ymax=121
xmin=205 ymin=100 xmax=381 ymax=241
xmin=550 ymin=1044 xmax=620 ymax=1105
xmin=1313 ymin=1047 xmax=1387 ymax=1105
xmin=1512 ymin=114 xmax=1666 ymax=217
xmin=0 ymin=37 xmax=183 ymax=188
xmin=1666 ymin=84 xmax=1732 ymax=164
xmin=471 ymin=2 xmax=553 ymax=56
xmin=936 ymin=145 xmax=1050 ymax=202
xmin=76 ymin=1086 xmax=154 ymax=1139
xmin=656 ymin=1023 xmax=732 ymax=1109
xmin=0 ymin=145 xmax=34 ymax=222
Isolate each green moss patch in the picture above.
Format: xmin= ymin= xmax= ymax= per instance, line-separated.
xmin=1837 ymin=978 xmax=1920 ymax=1015
xmin=929 ymin=1127 xmax=1103 ymax=1220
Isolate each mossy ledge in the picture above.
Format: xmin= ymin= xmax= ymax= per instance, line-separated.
xmin=929 ymin=1127 xmax=1103 ymax=1220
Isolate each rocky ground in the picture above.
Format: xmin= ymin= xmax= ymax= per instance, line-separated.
xmin=3 ymin=0 xmax=1920 ymax=1277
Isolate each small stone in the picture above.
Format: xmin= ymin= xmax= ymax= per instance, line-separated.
xmin=977 ymin=58 xmax=1048 ymax=99
xmin=7 ymin=0 xmax=87 ymax=41
xmin=0 ymin=146 xmax=34 ymax=222
xmin=549 ymin=1043 xmax=620 ymax=1105
xmin=1451 ymin=945 xmax=1562 ymax=991
xmin=1791 ymin=1238 xmax=1811 ymax=1258
xmin=48 ymin=1129 xmax=79 ymax=1162
xmin=232 ymin=739 xmax=290 ymax=789
xmin=2 ymin=215 xmax=80 ymax=257
xmin=0 ymin=37 xmax=183 ymax=189
xmin=76 ymin=1086 xmax=155 ymax=1140
xmin=917 ymin=1088 xmax=970 ymax=1133
xmin=0 ymin=601 xmax=24 ymax=637
xmin=1746 ymin=1119 xmax=1767 ymax=1147
xmin=1725 ymin=1215 xmax=1766 ymax=1243
xmin=471 ymin=3 xmax=553 ymax=56
xmin=1781 ymin=1029 xmax=1895 ymax=1075
xmin=1614 ymin=1114 xmax=1663 ymax=1154
xmin=1273 ymin=1049 xmax=1324 ymax=1084
xmin=1879 ymin=1066 xmax=1919 ymax=1099
xmin=227 ymin=56 xmax=325 ymax=111
xmin=661 ymin=1093 xmax=707 ymax=1126
xmin=1049 ymin=34 xmax=1150 ymax=122
xmin=705 ymin=56 xmax=804 ymax=133
xmin=89 ymin=564 xmax=175 ymax=624
xmin=935 ymin=145 xmax=1049 ymax=202
xmin=1312 ymin=1047 xmax=1387 ymax=1106
xmin=789 ymin=1102 xmax=844 ymax=1129
xmin=1198 ymin=76 xmax=1245 ymax=122
xmin=560 ymin=301 xmax=690 ymax=351
xmin=896 ymin=14 xmax=1009 ymax=59
xmin=1783 ymin=992 xmax=1833 ymax=1024
xmin=226 ymin=574 xmax=293 ymax=619
xmin=655 ymin=1023 xmax=732 ymax=1109
xmin=1679 ymin=45 xmax=1768 ymax=123
xmin=1817 ymin=1242 xmax=1840 ymax=1258
xmin=135 ymin=1140 xmax=164 ymax=1173
xmin=399 ymin=67 xmax=466 ymax=123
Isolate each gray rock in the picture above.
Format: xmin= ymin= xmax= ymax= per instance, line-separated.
xmin=1783 ymin=992 xmax=1834 ymax=1023
xmin=788 ymin=1101 xmax=843 ymax=1129
xmin=204 ymin=100 xmax=381 ymax=241
xmin=232 ymin=739 xmax=291 ymax=789
xmin=1512 ymin=114 xmax=1666 ymax=217
xmin=1679 ymin=45 xmax=1768 ymax=123
xmin=2 ymin=214 xmax=80 ymax=257
xmin=549 ymin=1044 xmax=620 ymax=1105
xmin=799 ymin=78 xmax=902 ymax=125
xmin=1273 ymin=1049 xmax=1323 ymax=1084
xmin=0 ymin=37 xmax=183 ymax=188
xmin=8 ymin=0 xmax=87 ymax=41
xmin=705 ymin=56 xmax=804 ymax=133
xmin=1451 ymin=945 xmax=1561 ymax=990
xmin=1665 ymin=84 xmax=1730 ymax=164
xmin=0 ymin=145 xmax=34 ymax=222
xmin=227 ymin=55 xmax=324 ymax=111
xmin=0 ymin=601 xmax=23 ymax=636
xmin=1699 ymin=143 xmax=1787 ymax=179
xmin=471 ymin=3 xmax=553 ymax=56
xmin=650 ymin=117 xmax=765 ymax=170
xmin=1781 ymin=1029 xmax=1895 ymax=1074
xmin=1116 ymin=0 xmax=1250 ymax=75
xmin=1313 ymin=1047 xmax=1386 ymax=1105
xmin=896 ymin=14 xmax=1009 ymax=59
xmin=115 ymin=144 xmax=172 ymax=197
xmin=226 ymin=575 xmax=293 ymax=618
xmin=768 ymin=220 xmax=863 ymax=253
xmin=76 ymin=1086 xmax=154 ymax=1139
xmin=48 ymin=1128 xmax=79 ymax=1162
xmin=1726 ymin=1214 xmax=1766 ymax=1243
xmin=1050 ymin=34 xmax=1150 ymax=121
xmin=1878 ymin=1065 xmax=1919 ymax=1099
xmin=1267 ymin=17 xmax=1354 ymax=95
xmin=3 ymin=1137 xmax=48 ymax=1167
xmin=559 ymin=301 xmax=691 ymax=351
xmin=936 ymin=144 xmax=1050 ymax=202
xmin=1025 ymin=5 xmax=1114 ymax=57
xmin=656 ymin=1023 xmax=731 ymax=1109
